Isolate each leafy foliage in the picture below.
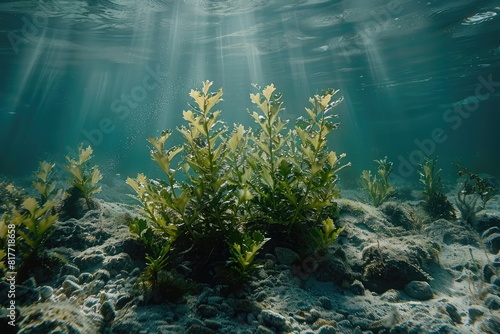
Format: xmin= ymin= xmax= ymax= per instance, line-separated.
xmin=247 ymin=86 xmax=349 ymax=233
xmin=455 ymin=164 xmax=495 ymax=225
xmin=127 ymin=82 xmax=348 ymax=287
xmin=418 ymin=157 xmax=455 ymax=220
xmin=33 ymin=161 xmax=61 ymax=205
xmin=11 ymin=197 xmax=58 ymax=258
xmin=360 ymin=157 xmax=394 ymax=207
xmin=64 ymin=145 xmax=102 ymax=208
xmin=310 ymin=217 xmax=345 ymax=254
xmin=227 ymin=230 xmax=269 ymax=280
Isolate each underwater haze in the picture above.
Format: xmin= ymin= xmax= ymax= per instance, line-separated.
xmin=0 ymin=0 xmax=499 ymax=183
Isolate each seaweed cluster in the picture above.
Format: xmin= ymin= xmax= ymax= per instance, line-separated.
xmin=0 ymin=148 xmax=102 ymax=281
xmin=126 ymin=81 xmax=348 ymax=291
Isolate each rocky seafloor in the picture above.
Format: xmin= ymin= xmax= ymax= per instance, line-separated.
xmin=1 ymin=178 xmax=500 ymax=334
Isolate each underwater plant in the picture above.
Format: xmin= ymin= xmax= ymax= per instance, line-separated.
xmin=127 ymin=81 xmax=349 ymax=291
xmin=64 ymin=144 xmax=103 ymax=208
xmin=247 ymin=85 xmax=349 ymax=234
xmin=360 ymin=157 xmax=394 ymax=207
xmin=418 ymin=157 xmax=456 ymax=221
xmin=310 ymin=217 xmax=345 ymax=255
xmin=33 ymin=161 xmax=61 ymax=205
xmin=11 ymin=196 xmax=58 ymax=260
xmin=454 ymin=164 xmax=494 ymax=226
xmin=227 ymin=230 xmax=269 ymax=281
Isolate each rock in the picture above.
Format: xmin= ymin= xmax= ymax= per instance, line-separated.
xmin=318 ymin=296 xmax=332 ymax=310
xmin=103 ymin=253 xmax=132 ymax=276
xmin=93 ymin=269 xmax=111 ymax=282
xmin=274 ymin=247 xmax=300 ymax=265
xmin=110 ymin=319 xmax=142 ymax=334
xmin=62 ymin=280 xmax=81 ymax=296
xmin=198 ymin=304 xmax=218 ymax=318
xmin=38 ymin=286 xmax=53 ymax=302
xmin=482 ymin=227 xmax=500 ymax=254
xmin=404 ymin=281 xmax=433 ymax=300
xmin=492 ymin=253 xmax=500 ymax=269
xmin=186 ymin=324 xmax=217 ymax=334
xmin=484 ymin=294 xmax=500 ymax=310
xmin=491 ymin=275 xmax=500 ymax=287
xmin=115 ymin=294 xmax=132 ymax=310
xmin=380 ymin=201 xmax=419 ymax=230
xmin=361 ymin=238 xmax=436 ymax=293
xmin=261 ymin=310 xmax=288 ymax=331
xmin=62 ymin=263 xmax=81 ymax=277
xmin=78 ymin=272 xmax=93 ymax=284
xmin=380 ymin=289 xmax=404 ymax=303
xmin=349 ymin=280 xmax=365 ymax=296
xmin=19 ymin=301 xmax=100 ymax=333
xmin=475 ymin=214 xmax=500 ymax=233
xmin=480 ymin=315 xmax=500 ymax=334
xmin=468 ymin=306 xmax=486 ymax=323
xmin=317 ymin=325 xmax=337 ymax=334
xmin=74 ymin=252 xmax=105 ymax=269
xmin=445 ymin=303 xmax=462 ymax=324
xmin=425 ymin=219 xmax=477 ymax=246
xmin=255 ymin=325 xmax=274 ymax=334
xmin=100 ymin=300 xmax=116 ymax=322
xmin=483 ymin=264 xmax=496 ymax=282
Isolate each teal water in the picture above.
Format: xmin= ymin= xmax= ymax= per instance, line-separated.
xmin=0 ymin=0 xmax=499 ymax=184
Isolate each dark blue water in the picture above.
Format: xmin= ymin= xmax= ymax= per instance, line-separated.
xmin=1 ymin=0 xmax=499 ymax=185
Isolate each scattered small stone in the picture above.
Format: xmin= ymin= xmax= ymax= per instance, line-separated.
xmin=261 ymin=309 xmax=288 ymax=331
xmin=404 ymin=281 xmax=433 ymax=301
xmin=482 ymin=227 xmax=500 ymax=254
xmin=94 ymin=269 xmax=111 ymax=282
xmin=484 ymin=294 xmax=500 ymax=310
xmin=445 ymin=303 xmax=462 ymax=324
xmin=100 ymin=300 xmax=116 ymax=322
xmin=274 ymin=247 xmax=300 ymax=265
xmin=38 ymin=286 xmax=53 ymax=302
xmin=317 ymin=325 xmax=337 ymax=334
xmin=255 ymin=325 xmax=274 ymax=334
xmin=349 ymin=280 xmax=365 ymax=296
xmin=380 ymin=289 xmax=403 ymax=302
xmin=198 ymin=304 xmax=218 ymax=318
xmin=318 ymin=296 xmax=332 ymax=310
xmin=204 ymin=319 xmax=223 ymax=330
xmin=468 ymin=306 xmax=486 ymax=323
xmin=115 ymin=294 xmax=132 ymax=310
xmin=79 ymin=272 xmax=94 ymax=284
xmin=62 ymin=279 xmax=81 ymax=296
xmin=186 ymin=324 xmax=216 ymax=334
xmin=491 ymin=275 xmax=500 ymax=287
xmin=110 ymin=319 xmax=142 ymax=334
xmin=480 ymin=315 xmax=500 ymax=334
xmin=62 ymin=263 xmax=81 ymax=277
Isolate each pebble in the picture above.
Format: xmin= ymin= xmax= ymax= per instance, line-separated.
xmin=468 ymin=306 xmax=486 ymax=323
xmin=317 ymin=325 xmax=337 ymax=334
xmin=404 ymin=281 xmax=433 ymax=300
xmin=318 ymin=296 xmax=332 ymax=310
xmin=94 ymin=269 xmax=111 ymax=282
xmin=484 ymin=294 xmax=500 ymax=310
xmin=62 ymin=279 xmax=81 ymax=296
xmin=349 ymin=280 xmax=365 ymax=296
xmin=38 ymin=286 xmax=53 ymax=301
xmin=445 ymin=303 xmax=461 ymax=324
xmin=100 ymin=300 xmax=116 ymax=322
xmin=261 ymin=309 xmax=288 ymax=331
xmin=198 ymin=304 xmax=218 ymax=318
xmin=79 ymin=272 xmax=94 ymax=284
